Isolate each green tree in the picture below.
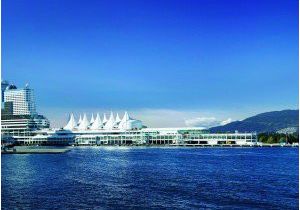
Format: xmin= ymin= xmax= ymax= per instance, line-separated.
xmin=267 ymin=136 xmax=274 ymax=144
xmin=259 ymin=135 xmax=267 ymax=143
xmin=279 ymin=137 xmax=286 ymax=144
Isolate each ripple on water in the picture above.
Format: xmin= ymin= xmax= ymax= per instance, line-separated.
xmin=1 ymin=147 xmax=299 ymax=209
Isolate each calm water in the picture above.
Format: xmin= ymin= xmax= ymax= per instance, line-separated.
xmin=2 ymin=147 xmax=299 ymax=209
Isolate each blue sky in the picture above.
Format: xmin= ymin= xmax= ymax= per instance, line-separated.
xmin=2 ymin=0 xmax=299 ymax=127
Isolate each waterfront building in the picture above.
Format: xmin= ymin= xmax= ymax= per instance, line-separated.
xmin=23 ymin=112 xmax=257 ymax=146
xmin=4 ymin=83 xmax=36 ymax=115
xmin=1 ymin=114 xmax=50 ymax=137
xmin=1 ymin=81 xmax=50 ymax=143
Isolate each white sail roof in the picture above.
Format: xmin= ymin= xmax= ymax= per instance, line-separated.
xmin=78 ymin=114 xmax=82 ymax=126
xmin=90 ymin=114 xmax=95 ymax=124
xmin=113 ymin=113 xmax=122 ymax=128
xmin=63 ymin=111 xmax=143 ymax=131
xmin=102 ymin=113 xmax=108 ymax=124
xmin=78 ymin=113 xmax=90 ymax=130
xmin=90 ymin=113 xmax=103 ymax=130
xmin=104 ymin=112 xmax=115 ymax=129
xmin=115 ymin=113 xmax=121 ymax=123
xmin=117 ymin=112 xmax=142 ymax=130
xmin=118 ymin=112 xmax=130 ymax=129
xmin=64 ymin=113 xmax=77 ymax=130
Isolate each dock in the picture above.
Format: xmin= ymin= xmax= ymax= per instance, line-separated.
xmin=1 ymin=146 xmax=71 ymax=154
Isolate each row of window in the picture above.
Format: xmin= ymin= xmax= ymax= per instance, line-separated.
xmin=186 ymin=135 xmax=254 ymax=139
xmin=76 ymin=136 xmax=142 ymax=141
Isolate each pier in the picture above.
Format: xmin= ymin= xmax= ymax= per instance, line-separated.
xmin=1 ymin=146 xmax=71 ymax=154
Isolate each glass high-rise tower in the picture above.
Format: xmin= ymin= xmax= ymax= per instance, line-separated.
xmin=1 ymin=80 xmax=9 ymax=101
xmin=1 ymin=81 xmax=50 ymax=139
xmin=4 ymin=83 xmax=37 ymax=116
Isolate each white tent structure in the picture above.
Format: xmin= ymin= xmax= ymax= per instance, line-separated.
xmin=118 ymin=112 xmax=130 ymax=129
xmin=115 ymin=113 xmax=121 ymax=123
xmin=78 ymin=113 xmax=90 ymax=130
xmin=104 ymin=112 xmax=115 ymax=130
xmin=90 ymin=114 xmax=95 ymax=124
xmin=118 ymin=112 xmax=143 ymax=130
xmin=77 ymin=114 xmax=82 ymax=126
xmin=102 ymin=114 xmax=108 ymax=125
xmin=64 ymin=111 xmax=143 ymax=131
xmin=114 ymin=113 xmax=122 ymax=128
xmin=64 ymin=113 xmax=77 ymax=130
xmin=90 ymin=113 xmax=103 ymax=130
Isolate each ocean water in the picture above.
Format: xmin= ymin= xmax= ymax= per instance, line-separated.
xmin=2 ymin=147 xmax=299 ymax=209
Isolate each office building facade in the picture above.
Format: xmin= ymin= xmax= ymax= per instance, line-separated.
xmin=1 ymin=81 xmax=50 ymax=144
xmin=4 ymin=84 xmax=36 ymax=115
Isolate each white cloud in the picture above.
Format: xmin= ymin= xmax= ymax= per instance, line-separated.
xmin=185 ymin=117 xmax=219 ymax=127
xmin=220 ymin=118 xmax=232 ymax=126
xmin=184 ymin=117 xmax=233 ymax=128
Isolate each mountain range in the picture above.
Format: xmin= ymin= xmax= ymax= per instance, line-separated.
xmin=209 ymin=109 xmax=299 ymax=134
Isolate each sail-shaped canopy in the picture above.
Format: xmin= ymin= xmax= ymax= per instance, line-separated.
xmin=90 ymin=113 xmax=103 ymax=130
xmin=78 ymin=113 xmax=90 ymax=130
xmin=64 ymin=113 xmax=77 ymax=130
xmin=64 ymin=111 xmax=142 ymax=130
xmin=77 ymin=114 xmax=82 ymax=126
xmin=90 ymin=114 xmax=95 ymax=124
xmin=102 ymin=113 xmax=108 ymax=125
xmin=118 ymin=112 xmax=130 ymax=129
xmin=114 ymin=113 xmax=122 ymax=128
xmin=117 ymin=112 xmax=142 ymax=130
xmin=115 ymin=113 xmax=121 ymax=123
xmin=104 ymin=112 xmax=115 ymax=129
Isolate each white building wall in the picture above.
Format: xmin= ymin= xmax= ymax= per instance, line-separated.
xmin=4 ymin=87 xmax=36 ymax=115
